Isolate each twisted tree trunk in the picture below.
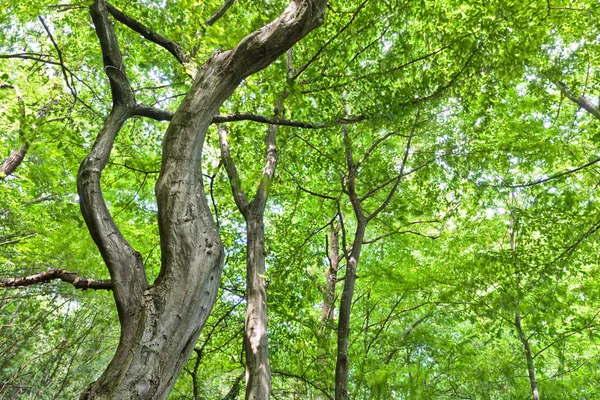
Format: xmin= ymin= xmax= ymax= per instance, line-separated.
xmin=77 ymin=1 xmax=327 ymax=399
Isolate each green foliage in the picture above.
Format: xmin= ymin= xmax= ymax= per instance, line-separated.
xmin=2 ymin=0 xmax=600 ymax=398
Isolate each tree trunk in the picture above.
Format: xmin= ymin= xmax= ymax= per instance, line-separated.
xmin=515 ymin=313 xmax=540 ymax=400
xmin=78 ymin=1 xmax=327 ymax=398
xmin=321 ymin=222 xmax=340 ymax=324
xmin=244 ymin=210 xmax=271 ymax=399
xmin=334 ymin=222 xmax=365 ymax=400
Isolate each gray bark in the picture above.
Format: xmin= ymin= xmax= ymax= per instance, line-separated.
xmin=77 ymin=0 xmax=328 ymax=399
xmin=244 ymin=211 xmax=271 ymax=400
xmin=218 ymin=87 xmax=285 ymax=399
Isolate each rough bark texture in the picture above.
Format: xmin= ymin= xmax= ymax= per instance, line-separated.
xmin=0 ymin=269 xmax=112 ymax=290
xmin=77 ymin=1 xmax=327 ymax=399
xmin=0 ymin=145 xmax=28 ymax=180
xmin=515 ymin=313 xmax=540 ymax=400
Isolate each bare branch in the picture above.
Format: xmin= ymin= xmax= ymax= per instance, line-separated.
xmin=363 ymin=228 xmax=439 ymax=244
xmin=133 ymin=105 xmax=366 ymax=130
xmin=38 ymin=16 xmax=78 ymax=101
xmin=218 ymin=125 xmax=250 ymax=215
xmin=293 ymin=0 xmax=369 ymax=80
xmin=254 ymin=92 xmax=287 ymax=209
xmin=366 ymin=110 xmax=419 ymax=222
xmin=106 ymin=2 xmax=188 ymax=65
xmin=0 ymin=269 xmax=112 ymax=290
xmin=205 ymin=0 xmax=235 ymax=26
xmin=499 ymin=157 xmax=600 ymax=188
xmin=272 ymin=370 xmax=333 ymax=400
xmin=384 ymin=313 xmax=431 ymax=364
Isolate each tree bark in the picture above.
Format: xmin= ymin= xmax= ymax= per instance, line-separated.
xmin=321 ymin=222 xmax=340 ymax=324
xmin=0 ymin=84 xmax=28 ymax=180
xmin=244 ymin=210 xmax=271 ymax=400
xmin=0 ymin=145 xmax=28 ymax=180
xmin=76 ymin=1 xmax=327 ymax=399
xmin=218 ymin=87 xmax=285 ymax=398
xmin=335 ymin=124 xmax=367 ymax=400
xmin=334 ymin=223 xmax=365 ymax=400
xmin=515 ymin=313 xmax=540 ymax=400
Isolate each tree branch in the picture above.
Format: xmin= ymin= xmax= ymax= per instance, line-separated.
xmin=0 ymin=85 xmax=28 ymax=180
xmin=77 ymin=0 xmax=147 ymax=318
xmin=134 ymin=104 xmax=365 ymax=129
xmin=366 ymin=110 xmax=418 ymax=222
xmin=552 ymin=79 xmax=600 ymax=121
xmin=218 ymin=125 xmax=250 ymax=215
xmin=205 ymin=0 xmax=235 ymax=26
xmin=106 ymin=2 xmax=188 ymax=65
xmin=0 ymin=269 xmax=113 ymax=290
xmin=499 ymin=157 xmax=600 ymax=188
xmin=253 ymin=91 xmax=287 ymax=209
xmin=38 ymin=16 xmax=78 ymax=102
xmin=272 ymin=370 xmax=333 ymax=400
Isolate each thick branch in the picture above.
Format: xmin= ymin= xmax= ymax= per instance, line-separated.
xmin=106 ymin=2 xmax=188 ymax=65
xmin=253 ymin=93 xmax=286 ymax=209
xmin=78 ymin=0 xmax=147 ymax=318
xmin=0 ymin=269 xmax=112 ymax=290
xmin=553 ymin=79 xmax=600 ymax=121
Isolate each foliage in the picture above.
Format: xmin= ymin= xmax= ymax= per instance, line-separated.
xmin=2 ymin=0 xmax=600 ymax=398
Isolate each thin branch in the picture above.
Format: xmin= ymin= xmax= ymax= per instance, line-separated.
xmin=366 ymin=110 xmax=418 ymax=221
xmin=272 ymin=370 xmax=333 ymax=400
xmin=106 ymin=2 xmax=188 ymax=65
xmin=499 ymin=157 xmax=600 ymax=188
xmin=205 ymin=0 xmax=235 ymax=26
xmin=293 ymin=0 xmax=369 ymax=80
xmin=38 ymin=16 xmax=78 ymax=102
xmin=134 ymin=104 xmax=364 ymax=128
xmin=218 ymin=124 xmax=250 ymax=215
xmin=363 ymin=228 xmax=439 ymax=244
xmin=384 ymin=313 xmax=431 ymax=364
xmin=0 ymin=269 xmax=112 ymax=290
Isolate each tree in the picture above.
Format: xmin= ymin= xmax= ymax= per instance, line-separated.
xmin=2 ymin=0 xmax=327 ymax=398
xmin=3 ymin=1 xmax=600 ymax=399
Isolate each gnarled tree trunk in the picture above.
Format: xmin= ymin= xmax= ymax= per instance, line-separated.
xmin=77 ymin=1 xmax=327 ymax=399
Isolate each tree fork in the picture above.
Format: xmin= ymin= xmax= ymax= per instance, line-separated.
xmin=76 ymin=0 xmax=328 ymax=399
